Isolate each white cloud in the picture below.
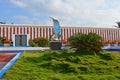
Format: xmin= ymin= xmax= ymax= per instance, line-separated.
xmin=10 ymin=0 xmax=120 ymax=27
xmin=13 ymin=15 xmax=51 ymax=25
xmin=10 ymin=0 xmax=27 ymax=8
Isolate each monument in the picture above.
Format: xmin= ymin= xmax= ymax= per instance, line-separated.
xmin=49 ymin=17 xmax=62 ymax=50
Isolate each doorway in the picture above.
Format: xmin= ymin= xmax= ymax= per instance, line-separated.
xmin=12 ymin=34 xmax=29 ymax=47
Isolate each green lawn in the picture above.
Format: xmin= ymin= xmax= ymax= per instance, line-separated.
xmin=2 ymin=50 xmax=120 ymax=80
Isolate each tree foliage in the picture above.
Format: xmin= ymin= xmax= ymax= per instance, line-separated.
xmin=116 ymin=22 xmax=120 ymax=28
xmin=38 ymin=37 xmax=49 ymax=47
xmin=68 ymin=33 xmax=103 ymax=54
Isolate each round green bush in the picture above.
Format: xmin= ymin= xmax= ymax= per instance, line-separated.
xmin=38 ymin=37 xmax=49 ymax=47
xmin=68 ymin=32 xmax=103 ymax=54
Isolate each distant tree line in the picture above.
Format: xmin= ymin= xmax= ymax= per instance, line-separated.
xmin=0 ymin=21 xmax=6 ymax=24
xmin=0 ymin=21 xmax=14 ymax=24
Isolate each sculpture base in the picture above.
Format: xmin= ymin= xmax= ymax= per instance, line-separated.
xmin=50 ymin=41 xmax=62 ymax=50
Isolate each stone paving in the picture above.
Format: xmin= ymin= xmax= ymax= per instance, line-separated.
xmin=0 ymin=62 xmax=7 ymax=69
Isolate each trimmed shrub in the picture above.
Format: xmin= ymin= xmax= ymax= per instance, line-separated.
xmin=0 ymin=36 xmax=5 ymax=43
xmin=29 ymin=37 xmax=49 ymax=47
xmin=38 ymin=37 xmax=49 ymax=47
xmin=30 ymin=41 xmax=38 ymax=47
xmin=68 ymin=32 xmax=103 ymax=54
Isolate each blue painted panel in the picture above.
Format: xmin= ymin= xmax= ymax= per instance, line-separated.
xmin=53 ymin=19 xmax=60 ymax=36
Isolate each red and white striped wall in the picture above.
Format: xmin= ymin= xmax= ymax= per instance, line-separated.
xmin=0 ymin=24 xmax=120 ymax=41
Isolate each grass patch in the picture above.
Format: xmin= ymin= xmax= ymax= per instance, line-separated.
xmin=2 ymin=50 xmax=120 ymax=80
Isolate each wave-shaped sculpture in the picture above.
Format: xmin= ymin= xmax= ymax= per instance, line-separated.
xmin=50 ymin=17 xmax=61 ymax=41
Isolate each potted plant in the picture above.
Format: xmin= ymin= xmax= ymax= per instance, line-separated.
xmin=4 ymin=38 xmax=11 ymax=47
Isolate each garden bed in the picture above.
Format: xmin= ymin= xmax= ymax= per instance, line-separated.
xmin=2 ymin=51 xmax=120 ymax=80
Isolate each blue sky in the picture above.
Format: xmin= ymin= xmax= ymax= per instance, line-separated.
xmin=0 ymin=0 xmax=120 ymax=28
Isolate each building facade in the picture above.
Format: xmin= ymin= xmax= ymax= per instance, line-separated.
xmin=0 ymin=24 xmax=120 ymax=42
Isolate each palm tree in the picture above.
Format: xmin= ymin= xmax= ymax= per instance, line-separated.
xmin=116 ymin=22 xmax=120 ymax=28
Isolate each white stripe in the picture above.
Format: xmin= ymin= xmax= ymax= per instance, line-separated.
xmin=34 ymin=27 xmax=37 ymax=38
xmin=65 ymin=28 xmax=67 ymax=40
xmin=1 ymin=27 xmax=3 ymax=37
xmin=8 ymin=27 xmax=10 ymax=39
xmin=22 ymin=27 xmax=24 ymax=34
xmin=14 ymin=27 xmax=16 ymax=34
xmin=51 ymin=28 xmax=53 ymax=36
xmin=25 ymin=27 xmax=27 ymax=34
xmin=81 ymin=28 xmax=83 ymax=33
xmin=32 ymin=27 xmax=34 ymax=39
xmin=29 ymin=27 xmax=31 ymax=38
xmin=70 ymin=28 xmax=72 ymax=36
xmin=44 ymin=27 xmax=46 ymax=38
xmin=117 ymin=30 xmax=118 ymax=41
xmin=12 ymin=27 xmax=14 ymax=36
xmin=38 ymin=27 xmax=40 ymax=37
xmin=48 ymin=28 xmax=49 ymax=39
xmin=73 ymin=28 xmax=75 ymax=34
xmin=4 ymin=27 xmax=6 ymax=37
xmin=41 ymin=27 xmax=43 ymax=37
xmin=62 ymin=28 xmax=64 ymax=40
xmin=76 ymin=28 xmax=78 ymax=34
xmin=68 ymin=28 xmax=70 ymax=38
xmin=119 ymin=30 xmax=120 ymax=40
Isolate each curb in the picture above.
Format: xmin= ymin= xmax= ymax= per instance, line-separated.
xmin=0 ymin=52 xmax=22 ymax=79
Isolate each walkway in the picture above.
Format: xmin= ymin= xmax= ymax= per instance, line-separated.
xmin=0 ymin=47 xmax=50 ymax=52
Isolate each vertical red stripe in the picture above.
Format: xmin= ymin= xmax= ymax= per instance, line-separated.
xmin=60 ymin=28 xmax=62 ymax=40
xmin=43 ymin=28 xmax=45 ymax=37
xmin=72 ymin=28 xmax=74 ymax=35
xmin=100 ymin=29 xmax=103 ymax=40
xmin=37 ymin=27 xmax=38 ymax=38
xmin=6 ymin=27 xmax=8 ymax=39
xmin=49 ymin=28 xmax=51 ymax=37
xmin=30 ymin=27 xmax=32 ymax=39
xmin=13 ymin=27 xmax=15 ymax=34
xmin=102 ymin=30 xmax=105 ymax=40
xmin=3 ymin=27 xmax=4 ymax=37
xmin=79 ymin=28 xmax=81 ymax=33
xmin=46 ymin=28 xmax=48 ymax=39
xmin=10 ymin=27 xmax=12 ymax=40
xmin=105 ymin=30 xmax=107 ymax=40
xmin=75 ymin=28 xmax=77 ymax=34
xmin=98 ymin=29 xmax=100 ymax=35
xmin=17 ymin=27 xmax=19 ymax=34
xmin=20 ymin=27 xmax=22 ymax=34
xmin=27 ymin=27 xmax=29 ymax=34
xmin=115 ymin=30 xmax=117 ymax=41
xmin=64 ymin=28 xmax=66 ymax=40
xmin=107 ymin=30 xmax=109 ymax=40
xmin=77 ymin=28 xmax=79 ymax=34
xmin=33 ymin=27 xmax=36 ymax=39
xmin=66 ymin=28 xmax=68 ymax=39
xmin=69 ymin=28 xmax=71 ymax=37
xmin=0 ymin=27 xmax=2 ymax=36
xmin=40 ymin=28 xmax=42 ymax=37
xmin=24 ymin=27 xmax=25 ymax=34
xmin=117 ymin=30 xmax=119 ymax=41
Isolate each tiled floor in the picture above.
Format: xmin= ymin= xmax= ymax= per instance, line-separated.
xmin=0 ymin=62 xmax=7 ymax=69
xmin=0 ymin=53 xmax=16 ymax=69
